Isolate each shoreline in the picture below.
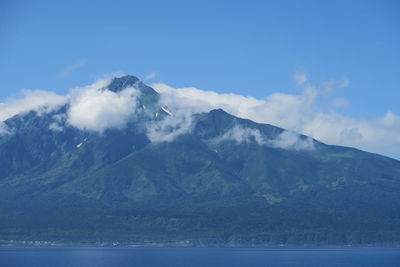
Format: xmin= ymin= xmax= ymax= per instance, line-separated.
xmin=1 ymin=240 xmax=399 ymax=249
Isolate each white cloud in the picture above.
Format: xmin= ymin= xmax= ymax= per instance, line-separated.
xmin=66 ymin=79 xmax=140 ymax=133
xmin=211 ymin=125 xmax=314 ymax=151
xmin=49 ymin=123 xmax=63 ymax=132
xmin=1 ymin=74 xmax=399 ymax=159
xmin=146 ymin=109 xmax=194 ymax=143
xmin=151 ymin=82 xmax=318 ymax=135
xmin=0 ymin=76 xmax=141 ymax=134
xmin=269 ymin=130 xmax=315 ymax=150
xmin=0 ymin=122 xmax=12 ymax=136
xmin=48 ymin=114 xmax=67 ymax=132
xmin=213 ymin=125 xmax=266 ymax=145
xmin=153 ymin=83 xmax=263 ymax=118
xmin=152 ymin=77 xmax=400 ymax=159
xmin=0 ymin=89 xmax=67 ymax=122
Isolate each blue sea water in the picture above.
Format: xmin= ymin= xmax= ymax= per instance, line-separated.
xmin=0 ymin=247 xmax=399 ymax=267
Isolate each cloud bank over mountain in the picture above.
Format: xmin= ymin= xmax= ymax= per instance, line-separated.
xmin=0 ymin=74 xmax=399 ymax=159
xmin=146 ymin=110 xmax=194 ymax=143
xmin=152 ymin=75 xmax=400 ymax=159
xmin=210 ymin=125 xmax=315 ymax=151
xmin=0 ymin=89 xmax=67 ymax=122
xmin=67 ymin=79 xmax=140 ymax=133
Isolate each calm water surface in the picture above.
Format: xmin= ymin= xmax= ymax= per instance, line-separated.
xmin=0 ymin=246 xmax=399 ymax=267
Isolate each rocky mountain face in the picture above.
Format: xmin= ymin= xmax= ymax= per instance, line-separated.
xmin=0 ymin=75 xmax=400 ymax=245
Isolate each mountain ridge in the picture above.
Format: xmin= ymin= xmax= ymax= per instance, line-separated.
xmin=0 ymin=75 xmax=400 ymax=245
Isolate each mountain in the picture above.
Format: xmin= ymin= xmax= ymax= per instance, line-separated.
xmin=0 ymin=75 xmax=400 ymax=245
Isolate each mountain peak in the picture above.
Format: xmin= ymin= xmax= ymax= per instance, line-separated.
xmin=108 ymin=75 xmax=141 ymax=92
xmin=207 ymin=108 xmax=236 ymax=120
xmin=107 ymin=75 xmax=160 ymax=108
xmin=210 ymin=108 xmax=230 ymax=115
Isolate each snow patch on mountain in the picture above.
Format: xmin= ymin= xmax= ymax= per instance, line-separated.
xmin=161 ymin=106 xmax=173 ymax=116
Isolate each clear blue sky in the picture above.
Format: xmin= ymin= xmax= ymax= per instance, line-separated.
xmin=1 ymin=0 xmax=399 ymax=119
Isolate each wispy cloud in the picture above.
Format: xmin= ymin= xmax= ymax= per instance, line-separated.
xmin=294 ymin=72 xmax=308 ymax=86
xmin=0 ymin=89 xmax=67 ymax=121
xmin=1 ymin=73 xmax=399 ymax=159
xmin=211 ymin=125 xmax=315 ymax=151
xmin=146 ymin=110 xmax=193 ymax=143
xmin=58 ymin=59 xmax=88 ymax=77
xmin=269 ymin=130 xmax=315 ymax=150
xmin=0 ymin=75 xmax=141 ymax=134
xmin=0 ymin=122 xmax=12 ymax=136
xmin=143 ymin=72 xmax=157 ymax=82
xmin=151 ymin=75 xmax=400 ymax=159
xmin=66 ymin=79 xmax=140 ymax=133
xmin=212 ymin=125 xmax=266 ymax=146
